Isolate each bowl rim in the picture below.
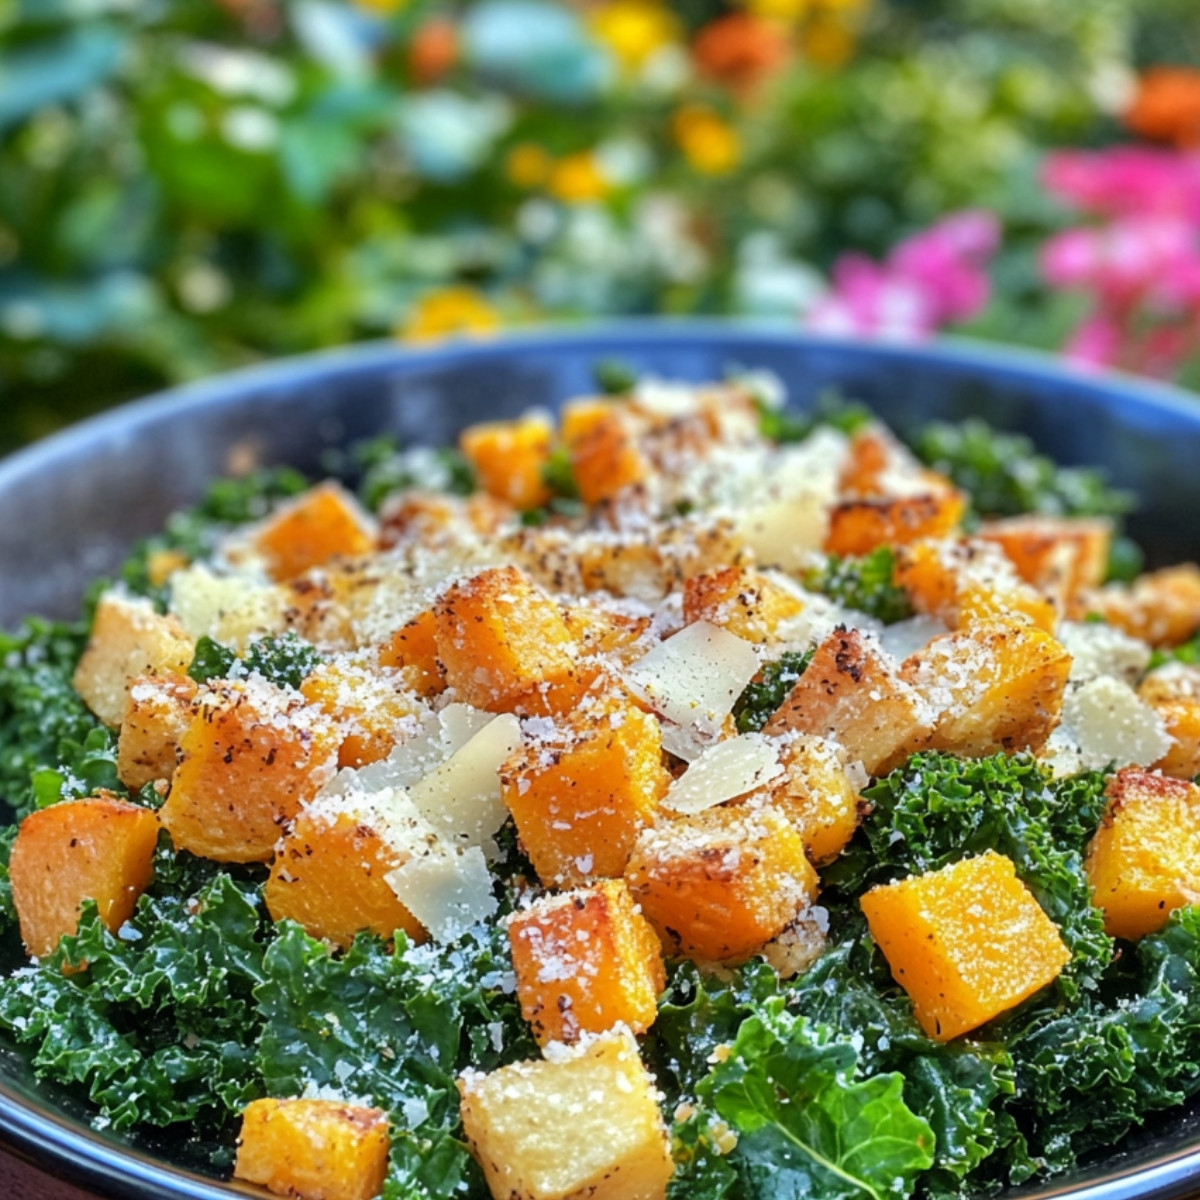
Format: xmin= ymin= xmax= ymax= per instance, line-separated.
xmin=3 ymin=319 xmax=1200 ymax=1200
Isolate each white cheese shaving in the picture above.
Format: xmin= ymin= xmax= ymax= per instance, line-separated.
xmin=663 ymin=734 xmax=784 ymax=814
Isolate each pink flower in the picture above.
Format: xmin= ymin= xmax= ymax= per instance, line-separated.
xmin=1041 ymin=216 xmax=1197 ymax=301
xmin=1064 ymin=314 xmax=1123 ymax=370
xmin=1042 ymin=147 xmax=1200 ymax=222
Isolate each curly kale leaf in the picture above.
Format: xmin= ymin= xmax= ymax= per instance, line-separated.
xmin=257 ymin=921 xmax=532 ymax=1200
xmin=0 ymin=870 xmax=268 ymax=1134
xmin=733 ymin=650 xmax=814 ymax=734
xmin=700 ymin=1005 xmax=935 ymax=1200
xmin=828 ymin=752 xmax=1112 ymax=995
xmin=757 ymin=393 xmax=874 ymax=444
xmin=805 ymin=549 xmax=914 ymax=626
xmin=187 ymin=632 xmax=321 ymax=690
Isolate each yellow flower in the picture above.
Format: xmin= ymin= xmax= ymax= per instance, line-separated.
xmin=506 ymin=143 xmax=553 ymax=189
xmin=801 ymin=17 xmax=856 ymax=67
xmin=673 ymin=106 xmax=741 ymax=176
xmin=548 ymin=152 xmax=610 ymax=204
xmin=588 ymin=0 xmax=681 ymax=73
xmin=744 ymin=0 xmax=811 ymax=23
xmin=353 ymin=0 xmax=409 ymax=13
xmin=402 ymin=288 xmax=501 ymax=342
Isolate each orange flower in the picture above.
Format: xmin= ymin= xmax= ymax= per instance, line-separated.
xmin=409 ymin=18 xmax=459 ymax=87
xmin=673 ymin=105 xmax=741 ymax=175
xmin=692 ymin=13 xmax=790 ymax=93
xmin=1125 ymin=67 xmax=1200 ymax=148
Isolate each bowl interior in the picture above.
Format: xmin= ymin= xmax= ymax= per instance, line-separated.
xmin=2 ymin=323 xmax=1200 ymax=1200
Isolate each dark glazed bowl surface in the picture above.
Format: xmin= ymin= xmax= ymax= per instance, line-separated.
xmin=2 ymin=321 xmax=1200 ymax=1199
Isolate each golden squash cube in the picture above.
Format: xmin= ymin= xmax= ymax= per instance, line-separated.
xmin=625 ymin=804 xmax=817 ymax=963
xmin=461 ymin=413 xmax=555 ymax=510
xmin=254 ymin=482 xmax=376 ymax=582
xmin=500 ymin=703 xmax=669 ymax=886
xmin=508 ymin=880 xmax=666 ymax=1046
xmin=901 ymin=619 xmax=1070 ymax=757
xmin=769 ymin=734 xmax=862 ymax=866
xmin=117 ymin=673 xmax=198 ymax=790
xmin=378 ymin=608 xmax=446 ymax=697
xmin=1081 ymin=564 xmax=1200 ymax=647
xmin=1140 ymin=666 xmax=1200 ymax=778
xmin=458 ymin=1029 xmax=674 ymax=1200
xmin=569 ymin=410 xmax=647 ymax=507
xmin=824 ymin=491 xmax=965 ymax=558
xmin=73 ymin=593 xmax=194 ymax=727
xmin=763 ymin=627 xmax=932 ymax=777
xmin=160 ymin=680 xmax=339 ymax=862
xmin=861 ymin=851 xmax=1070 ymax=1041
xmin=265 ymin=807 xmax=424 ymax=949
xmin=1085 ymin=768 xmax=1200 ymax=941
xmin=682 ymin=566 xmax=804 ymax=644
xmin=433 ymin=565 xmax=576 ymax=713
xmin=235 ymin=1098 xmax=390 ymax=1200
xmin=10 ymin=796 xmax=159 ymax=959
xmin=978 ymin=515 xmax=1112 ymax=607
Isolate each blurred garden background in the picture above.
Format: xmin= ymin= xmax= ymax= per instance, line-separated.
xmin=1 ymin=0 xmax=1199 ymax=453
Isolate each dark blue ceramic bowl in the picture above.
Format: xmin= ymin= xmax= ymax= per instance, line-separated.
xmin=2 ymin=322 xmax=1200 ymax=1199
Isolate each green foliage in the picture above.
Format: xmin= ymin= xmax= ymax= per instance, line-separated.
xmin=592 ymin=358 xmax=638 ymax=395
xmin=187 ymin=632 xmax=322 ymax=690
xmin=758 ymin=394 xmax=875 ymax=445
xmin=352 ymin=440 xmax=475 ymax=514
xmin=733 ymin=649 xmax=813 ymax=733
xmin=805 ymin=548 xmax=915 ymax=626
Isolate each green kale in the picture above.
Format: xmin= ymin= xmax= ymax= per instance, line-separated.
xmin=1150 ymin=635 xmax=1200 ymax=671
xmin=828 ymin=753 xmax=1112 ymax=996
xmin=913 ymin=418 xmax=1132 ymax=522
xmin=353 ymin=437 xmax=476 ymax=513
xmin=187 ymin=632 xmax=322 ymax=690
xmin=757 ymin=392 xmax=874 ymax=444
xmin=257 ymin=921 xmax=534 ymax=1200
xmin=805 ymin=547 xmax=915 ymax=625
xmin=592 ymin=357 xmax=637 ymax=395
xmin=732 ymin=650 xmax=813 ymax=734
xmin=520 ymin=447 xmax=585 ymax=526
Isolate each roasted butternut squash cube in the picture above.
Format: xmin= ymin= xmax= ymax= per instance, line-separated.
xmin=433 ymin=566 xmax=576 ymax=712
xmin=1085 ymin=768 xmax=1200 ymax=941
xmin=570 ymin=410 xmax=647 ymax=507
xmin=560 ymin=604 xmax=650 ymax=665
xmin=379 ymin=490 xmax=513 ymax=551
xmin=769 ymin=734 xmax=862 ymax=866
xmin=265 ymin=806 xmax=424 ymax=949
xmin=300 ymin=655 xmax=422 ymax=769
xmin=255 ymin=483 xmax=376 ymax=582
xmin=461 ymin=414 xmax=555 ymax=510
xmin=901 ymin=620 xmax=1070 ymax=757
xmin=459 ymin=1028 xmax=674 ymax=1200
xmin=1082 ymin=564 xmax=1200 ymax=647
xmin=1140 ymin=665 xmax=1200 ymax=778
xmin=824 ymin=491 xmax=965 ymax=558
xmin=625 ymin=804 xmax=817 ymax=963
xmin=763 ymin=627 xmax=932 ymax=777
xmin=235 ymin=1098 xmax=390 ymax=1200
xmin=838 ymin=425 xmax=895 ymax=497
xmin=117 ymin=673 xmax=198 ymax=790
xmin=682 ymin=566 xmax=804 ymax=644
xmin=861 ymin=851 xmax=1070 ymax=1041
xmin=10 ymin=796 xmax=159 ymax=959
xmin=73 ymin=593 xmax=194 ymax=727
xmin=978 ymin=515 xmax=1112 ymax=607
xmin=160 ymin=680 xmax=339 ymax=862
xmin=508 ymin=880 xmax=665 ymax=1046
xmin=378 ymin=608 xmax=445 ymax=697
xmin=500 ymin=703 xmax=669 ymax=886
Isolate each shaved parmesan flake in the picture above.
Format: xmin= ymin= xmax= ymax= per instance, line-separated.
xmin=1063 ymin=676 xmax=1171 ymax=771
xmin=169 ymin=563 xmax=284 ymax=645
xmin=385 ymin=844 xmax=497 ymax=943
xmin=663 ymin=734 xmax=783 ymax=814
xmin=1060 ymin=621 xmax=1152 ymax=686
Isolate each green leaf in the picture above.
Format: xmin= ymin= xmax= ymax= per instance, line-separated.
xmin=733 ymin=650 xmax=813 ymax=734
xmin=805 ymin=549 xmax=914 ymax=626
xmin=188 ymin=633 xmax=321 ymax=690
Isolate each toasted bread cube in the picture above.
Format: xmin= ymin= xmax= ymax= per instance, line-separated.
xmin=10 ymin=797 xmax=159 ymax=959
xmin=769 ymin=734 xmax=862 ymax=866
xmin=459 ymin=1029 xmax=674 ymax=1200
xmin=824 ymin=491 xmax=965 ymax=558
xmin=117 ymin=673 xmax=198 ymax=790
xmin=433 ymin=566 xmax=576 ymax=713
xmin=501 ymin=703 xmax=669 ymax=887
xmin=265 ymin=807 xmax=424 ymax=949
xmin=73 ymin=593 xmax=194 ymax=727
xmin=1140 ymin=665 xmax=1200 ymax=778
xmin=160 ymin=680 xmax=339 ymax=862
xmin=901 ymin=620 xmax=1070 ymax=757
xmin=254 ymin=483 xmax=376 ymax=582
xmin=1082 ymin=564 xmax=1200 ymax=647
xmin=1085 ymin=768 xmax=1200 ymax=941
xmin=509 ymin=881 xmax=665 ymax=1046
xmin=461 ymin=414 xmax=555 ymax=510
xmin=763 ymin=628 xmax=932 ymax=777
xmin=861 ymin=851 xmax=1070 ymax=1041
xmin=235 ymin=1098 xmax=389 ymax=1200
xmin=978 ymin=515 xmax=1112 ymax=607
xmin=379 ymin=490 xmax=513 ymax=551
xmin=682 ymin=567 xmax=804 ymax=644
xmin=300 ymin=656 xmax=422 ymax=769
xmin=570 ymin=411 xmax=647 ymax=507
xmin=625 ymin=804 xmax=817 ymax=963
xmin=378 ymin=608 xmax=446 ymax=697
